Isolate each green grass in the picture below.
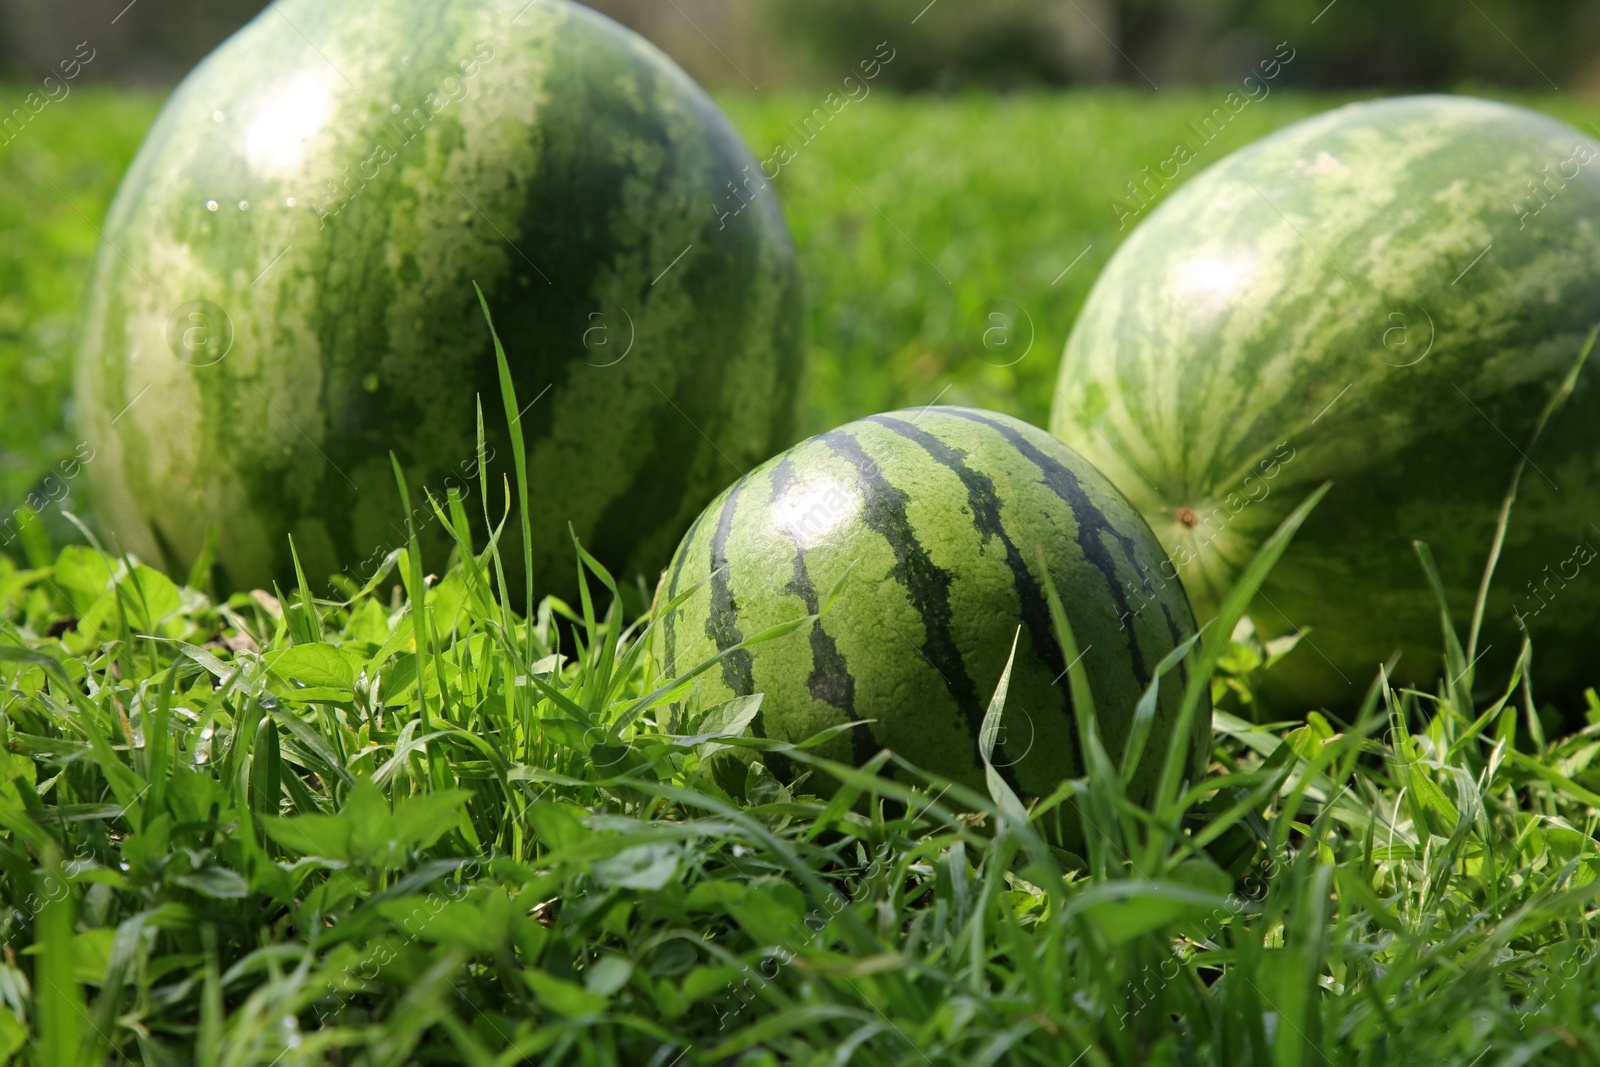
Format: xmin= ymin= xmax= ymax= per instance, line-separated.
xmin=4 ymin=367 xmax=1600 ymax=1064
xmin=0 ymin=88 xmax=152 ymax=514
xmin=6 ymin=86 xmax=1600 ymax=1064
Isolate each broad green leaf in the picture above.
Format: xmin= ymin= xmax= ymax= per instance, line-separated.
xmin=172 ymin=867 xmax=250 ymax=900
xmin=591 ymin=843 xmax=680 ymax=891
xmin=379 ymin=896 xmax=504 ymax=953
xmin=681 ymin=965 xmax=738 ymax=1005
xmin=262 ymin=781 xmax=468 ymax=867
xmin=583 ymin=954 xmax=633 ymax=997
xmin=266 ymin=644 xmax=362 ymax=692
xmin=261 ymin=812 xmax=355 ymax=863
xmin=0 ymin=1007 xmax=24 ymax=1061
xmin=124 ymin=565 xmax=182 ymax=632
xmin=674 ymin=694 xmax=764 ymax=757
xmin=526 ymin=802 xmax=588 ymax=852
xmin=521 ymin=970 xmax=607 ymax=1018
xmin=51 ymin=546 xmax=117 ymax=613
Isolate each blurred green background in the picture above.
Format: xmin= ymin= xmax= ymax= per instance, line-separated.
xmin=4 ymin=0 xmax=1598 ymax=90
xmin=0 ymin=0 xmax=1596 ymax=537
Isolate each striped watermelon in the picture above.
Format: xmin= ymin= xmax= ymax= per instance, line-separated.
xmin=75 ymin=0 xmax=801 ymax=600
xmin=660 ymin=407 xmax=1207 ymax=803
xmin=1051 ymin=95 xmax=1600 ymax=708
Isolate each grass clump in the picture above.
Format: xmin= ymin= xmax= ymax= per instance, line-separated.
xmin=2 ymin=401 xmax=1600 ymax=1064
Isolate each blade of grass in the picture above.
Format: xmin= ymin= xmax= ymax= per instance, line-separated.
xmin=1465 ymin=325 xmax=1597 ymax=665
xmin=977 ymin=628 xmax=1029 ymax=829
xmin=475 ymin=281 xmax=535 ymax=622
xmin=1151 ymin=482 xmax=1331 ymax=867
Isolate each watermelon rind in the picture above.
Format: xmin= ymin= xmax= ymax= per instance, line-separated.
xmin=76 ymin=0 xmax=803 ymax=601
xmin=662 ymin=406 xmax=1208 ymax=805
xmin=1052 ymin=95 xmax=1600 ymax=708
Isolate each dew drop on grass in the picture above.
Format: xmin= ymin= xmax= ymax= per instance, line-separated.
xmin=206 ymin=200 xmax=219 ymax=212
xmin=194 ymin=724 xmax=214 ymax=765
xmin=212 ymin=110 xmax=225 ymax=122
xmin=285 ymin=197 xmax=296 ymax=207
xmin=239 ymin=200 xmax=250 ymax=211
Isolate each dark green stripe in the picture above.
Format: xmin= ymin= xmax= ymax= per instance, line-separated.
xmin=1157 ymin=601 xmax=1191 ymax=694
xmin=942 ymin=409 xmax=1152 ymax=680
xmin=768 ymin=456 xmax=873 ymax=768
xmin=706 ymin=479 xmax=754 ymax=694
xmin=867 ymin=413 xmax=1079 ymax=775
xmin=662 ymin=507 xmax=709 ymax=677
xmin=703 ymin=477 xmax=792 ymax=778
xmin=822 ymin=427 xmax=1023 ymax=792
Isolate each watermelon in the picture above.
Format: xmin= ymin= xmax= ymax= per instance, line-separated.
xmin=1051 ymin=95 xmax=1600 ymax=708
xmin=75 ymin=0 xmax=801 ymax=600
xmin=660 ymin=407 xmax=1207 ymax=804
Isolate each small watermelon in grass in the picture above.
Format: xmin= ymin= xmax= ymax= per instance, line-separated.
xmin=76 ymin=0 xmax=802 ymax=601
xmin=1052 ymin=95 xmax=1600 ymax=709
xmin=660 ymin=407 xmax=1208 ymax=807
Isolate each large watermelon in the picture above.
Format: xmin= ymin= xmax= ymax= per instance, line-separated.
xmin=660 ymin=407 xmax=1207 ymax=804
xmin=1051 ymin=95 xmax=1600 ymax=709
xmin=76 ymin=0 xmax=801 ymax=600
